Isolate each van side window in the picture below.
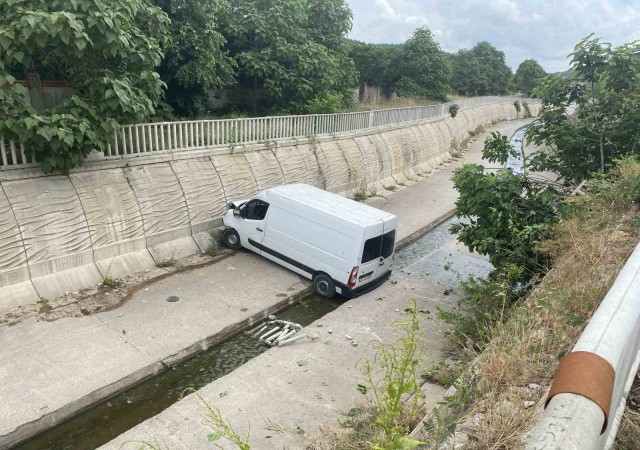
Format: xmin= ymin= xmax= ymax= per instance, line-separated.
xmin=244 ymin=200 xmax=269 ymax=221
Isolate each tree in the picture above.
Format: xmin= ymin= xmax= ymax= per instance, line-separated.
xmin=221 ymin=0 xmax=357 ymax=112
xmin=449 ymin=42 xmax=512 ymax=96
xmin=451 ymin=164 xmax=557 ymax=282
xmin=527 ymin=35 xmax=640 ymax=182
xmin=155 ymin=0 xmax=236 ymax=117
xmin=473 ymin=42 xmax=512 ymax=95
xmin=347 ymin=40 xmax=402 ymax=92
xmin=450 ymin=49 xmax=485 ymax=96
xmin=514 ymin=59 xmax=546 ymax=97
xmin=395 ymin=27 xmax=451 ymax=101
xmin=0 ymin=0 xmax=169 ymax=173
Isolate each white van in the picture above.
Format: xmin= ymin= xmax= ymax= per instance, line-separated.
xmin=221 ymin=184 xmax=397 ymax=298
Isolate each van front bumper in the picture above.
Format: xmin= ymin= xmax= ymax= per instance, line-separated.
xmin=338 ymin=270 xmax=392 ymax=299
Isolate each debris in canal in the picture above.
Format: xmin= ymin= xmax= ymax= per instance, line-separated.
xmin=251 ymin=316 xmax=310 ymax=347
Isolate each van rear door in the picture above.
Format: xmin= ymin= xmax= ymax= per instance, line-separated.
xmin=378 ymin=216 xmax=396 ymax=276
xmin=358 ymin=222 xmax=385 ymax=286
xmin=358 ymin=217 xmax=396 ymax=287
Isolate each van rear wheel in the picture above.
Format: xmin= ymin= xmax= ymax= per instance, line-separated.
xmin=222 ymin=228 xmax=241 ymax=250
xmin=313 ymin=274 xmax=336 ymax=298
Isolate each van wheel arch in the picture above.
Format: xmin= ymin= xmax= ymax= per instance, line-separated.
xmin=313 ymin=272 xmax=336 ymax=298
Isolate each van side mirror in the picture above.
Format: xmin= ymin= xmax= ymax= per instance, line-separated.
xmin=233 ymin=207 xmax=241 ymax=217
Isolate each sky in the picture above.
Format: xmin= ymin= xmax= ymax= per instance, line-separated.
xmin=346 ymin=0 xmax=640 ymax=73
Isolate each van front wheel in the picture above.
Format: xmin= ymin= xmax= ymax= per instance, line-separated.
xmin=313 ymin=274 xmax=336 ymax=298
xmin=222 ymin=228 xmax=242 ymax=250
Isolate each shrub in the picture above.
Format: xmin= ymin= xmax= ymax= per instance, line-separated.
xmin=304 ymin=92 xmax=347 ymax=114
xmin=451 ymin=164 xmax=558 ymax=282
xmin=513 ymin=100 xmax=521 ymax=114
xmin=449 ymin=104 xmax=460 ymax=118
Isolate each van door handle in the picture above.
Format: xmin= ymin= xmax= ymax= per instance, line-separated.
xmin=256 ymin=227 xmax=263 ymax=232
xmin=379 ymin=257 xmax=385 ymax=266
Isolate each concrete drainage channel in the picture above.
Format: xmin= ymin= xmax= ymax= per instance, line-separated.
xmin=14 ymin=218 xmax=460 ymax=450
xmin=15 ymin=295 xmax=342 ymax=450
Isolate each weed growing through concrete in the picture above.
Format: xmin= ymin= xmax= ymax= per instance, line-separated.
xmin=156 ymin=258 xmax=177 ymax=269
xmin=156 ymin=248 xmax=179 ymax=269
xmin=357 ymin=298 xmax=427 ymax=449
xmin=206 ymin=227 xmax=221 ymax=257
xmin=353 ymin=181 xmax=375 ymax=202
xmin=37 ymin=297 xmax=51 ymax=313
xmin=195 ymin=392 xmax=251 ymax=450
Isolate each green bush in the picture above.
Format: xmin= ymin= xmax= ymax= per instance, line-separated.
xmin=449 ymin=104 xmax=460 ymax=118
xmin=451 ymin=164 xmax=558 ymax=282
xmin=513 ymin=100 xmax=521 ymax=114
xmin=304 ymin=92 xmax=347 ymax=114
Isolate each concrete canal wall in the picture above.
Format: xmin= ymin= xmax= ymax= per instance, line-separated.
xmin=0 ymin=102 xmax=539 ymax=311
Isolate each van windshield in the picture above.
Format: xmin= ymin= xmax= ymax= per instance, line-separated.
xmin=362 ymin=230 xmax=396 ymax=264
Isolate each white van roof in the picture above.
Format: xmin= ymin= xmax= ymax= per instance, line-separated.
xmin=265 ymin=184 xmax=395 ymax=227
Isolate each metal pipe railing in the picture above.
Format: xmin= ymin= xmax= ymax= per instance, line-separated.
xmin=0 ymin=96 xmax=525 ymax=167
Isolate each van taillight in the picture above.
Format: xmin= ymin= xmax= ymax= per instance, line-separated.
xmin=348 ymin=266 xmax=359 ymax=287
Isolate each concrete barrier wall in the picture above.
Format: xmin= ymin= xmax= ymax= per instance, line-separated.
xmin=0 ymin=102 xmax=533 ymax=311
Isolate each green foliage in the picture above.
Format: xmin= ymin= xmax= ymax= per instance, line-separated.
xmin=221 ymin=0 xmax=357 ymax=112
xmin=514 ymin=59 xmax=546 ymax=97
xmin=0 ymin=0 xmax=170 ymax=173
xmin=582 ymin=156 xmax=640 ymax=212
xmin=527 ymin=35 xmax=640 ymax=182
xmin=304 ymin=92 xmax=347 ymax=114
xmin=394 ymin=77 xmax=428 ymax=98
xmin=451 ymin=164 xmax=558 ymax=280
xmin=450 ymin=49 xmax=485 ymax=97
xmin=358 ymin=299 xmax=426 ymax=450
xmin=347 ymin=40 xmax=402 ymax=91
xmin=200 ymin=395 xmax=251 ymax=450
xmin=394 ymin=27 xmax=451 ymax=102
xmin=522 ymin=100 xmax=531 ymax=118
xmin=449 ymin=104 xmax=460 ymax=118
xmin=450 ymin=42 xmax=512 ymax=96
xmin=155 ymin=0 xmax=236 ymax=117
xmin=514 ymin=100 xmax=521 ymax=114
xmin=482 ymin=132 xmax=517 ymax=166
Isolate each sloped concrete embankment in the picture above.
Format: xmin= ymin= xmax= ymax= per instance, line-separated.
xmin=0 ymin=103 xmax=540 ymax=311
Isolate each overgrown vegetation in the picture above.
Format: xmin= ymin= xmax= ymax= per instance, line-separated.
xmin=206 ymin=228 xmax=222 ymax=257
xmin=527 ymin=34 xmax=640 ymax=182
xmin=428 ymin=33 xmax=640 ymax=448
xmin=0 ymin=0 xmax=170 ymax=173
xmin=313 ymin=300 xmax=427 ymax=450
xmin=416 ymin=158 xmax=640 ymax=449
xmin=357 ymin=299 xmax=426 ymax=449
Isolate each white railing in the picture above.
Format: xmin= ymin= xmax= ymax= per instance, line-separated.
xmin=1 ymin=96 xmax=520 ymax=167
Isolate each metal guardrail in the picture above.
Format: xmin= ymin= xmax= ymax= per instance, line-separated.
xmin=525 ymin=243 xmax=640 ymax=449
xmin=0 ymin=96 xmax=522 ymax=167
